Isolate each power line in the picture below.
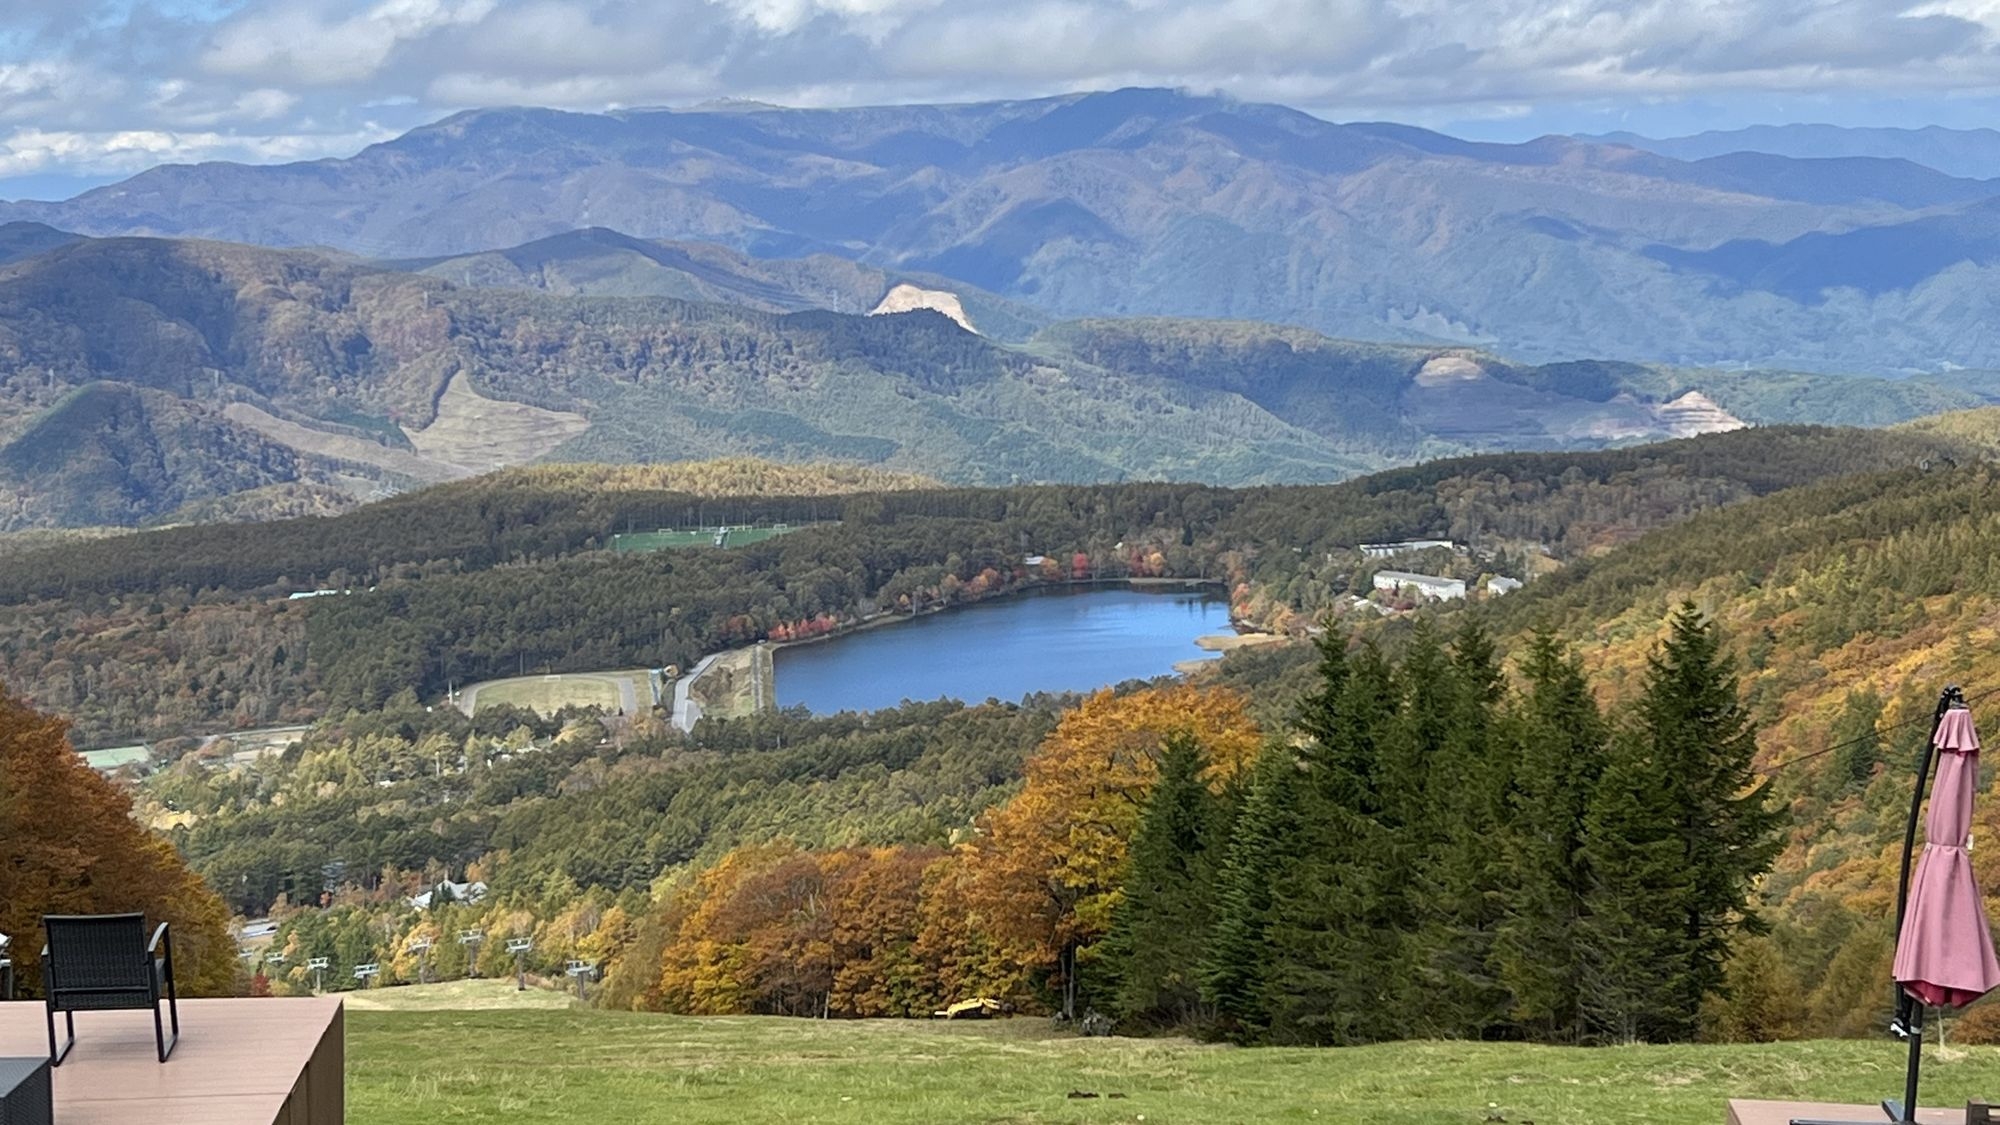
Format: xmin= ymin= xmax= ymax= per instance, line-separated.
xmin=1754 ymin=683 xmax=2000 ymax=778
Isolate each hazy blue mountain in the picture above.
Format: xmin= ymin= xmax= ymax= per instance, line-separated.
xmin=0 ymin=222 xmax=85 ymax=267
xmin=1588 ymin=124 xmax=2000 ymax=181
xmin=8 ymin=91 xmax=2000 ymax=371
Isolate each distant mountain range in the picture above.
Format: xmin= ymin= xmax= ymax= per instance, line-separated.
xmin=8 ymin=90 xmax=2000 ymax=372
xmin=15 ymin=224 xmax=1997 ymax=530
xmin=1585 ymin=124 xmax=2000 ymax=181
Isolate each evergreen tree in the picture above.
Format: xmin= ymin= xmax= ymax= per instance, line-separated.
xmin=1827 ymin=689 xmax=1885 ymax=794
xmin=1647 ymin=605 xmax=1782 ymax=1024
xmin=1577 ymin=730 xmax=1693 ymax=1041
xmin=1262 ymin=640 xmax=1404 ymax=1044
xmin=1494 ymin=630 xmax=1609 ymax=1042
xmin=1200 ymin=742 xmax=1301 ymax=1039
xmin=1102 ymin=731 xmax=1227 ymax=1028
xmin=1579 ymin=605 xmax=1780 ymax=1042
xmin=1407 ymin=618 xmax=1514 ymax=1037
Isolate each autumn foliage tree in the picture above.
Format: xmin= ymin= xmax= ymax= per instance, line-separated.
xmin=948 ymin=685 xmax=1261 ymax=1017
xmin=0 ymin=689 xmax=237 ymax=995
xmin=655 ymin=843 xmax=944 ymax=1018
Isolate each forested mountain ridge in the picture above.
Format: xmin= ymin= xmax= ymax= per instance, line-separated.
xmin=385 ymin=226 xmax=1050 ymax=342
xmin=9 ymin=90 xmax=2000 ymax=370
xmin=1584 ymin=125 xmax=2000 ymax=181
xmin=0 ymin=424 xmax=1968 ymax=745
xmin=9 ymin=227 xmax=2000 ymax=530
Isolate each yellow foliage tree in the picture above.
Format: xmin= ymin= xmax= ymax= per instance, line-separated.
xmin=947 ymin=684 xmax=1260 ymax=1014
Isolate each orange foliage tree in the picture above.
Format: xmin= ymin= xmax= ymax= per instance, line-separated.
xmin=0 ymin=690 xmax=238 ymax=995
xmin=944 ymin=684 xmax=1261 ymax=1015
xmin=656 ymin=843 xmax=945 ymax=1017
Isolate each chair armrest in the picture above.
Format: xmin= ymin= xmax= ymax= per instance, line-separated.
xmin=148 ymin=923 xmax=169 ymax=956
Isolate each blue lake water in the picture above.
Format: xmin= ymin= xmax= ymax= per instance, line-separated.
xmin=774 ymin=586 xmax=1232 ymax=714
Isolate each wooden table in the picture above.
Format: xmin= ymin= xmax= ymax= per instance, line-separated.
xmin=0 ymin=998 xmax=341 ymax=1125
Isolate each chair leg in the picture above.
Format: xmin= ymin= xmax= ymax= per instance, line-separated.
xmin=154 ymin=1000 xmax=177 ymax=1063
xmin=47 ymin=1007 xmax=73 ymax=1066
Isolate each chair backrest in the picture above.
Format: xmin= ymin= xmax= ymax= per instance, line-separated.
xmin=43 ymin=915 xmax=149 ymax=993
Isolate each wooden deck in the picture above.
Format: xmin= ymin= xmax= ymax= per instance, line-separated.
xmin=1728 ymin=1100 xmax=1964 ymax=1124
xmin=0 ymin=997 xmax=341 ymax=1124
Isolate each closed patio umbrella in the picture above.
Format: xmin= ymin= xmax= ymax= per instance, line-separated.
xmin=1794 ymin=687 xmax=2000 ymax=1125
xmin=1892 ymin=703 xmax=2000 ymax=1010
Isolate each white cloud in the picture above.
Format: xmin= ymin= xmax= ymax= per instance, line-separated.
xmin=0 ymin=124 xmax=398 ymax=178
xmin=202 ymin=0 xmax=499 ymax=85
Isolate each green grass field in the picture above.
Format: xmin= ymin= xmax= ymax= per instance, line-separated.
xmin=612 ymin=525 xmax=806 ymax=552
xmin=469 ymin=673 xmax=627 ymax=715
xmin=346 ymin=1010 xmax=2000 ymax=1124
xmin=341 ymin=978 xmax=582 ymax=1012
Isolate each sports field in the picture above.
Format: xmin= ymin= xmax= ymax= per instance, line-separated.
xmin=345 ymin=1010 xmax=2000 ymax=1125
xmin=611 ymin=524 xmax=808 ymax=552
xmin=462 ymin=671 xmax=642 ymax=716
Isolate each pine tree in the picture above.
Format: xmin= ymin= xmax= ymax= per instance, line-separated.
xmin=1262 ymin=640 xmax=1404 ymax=1044
xmin=1644 ymin=604 xmax=1781 ymax=1026
xmin=1406 ymin=619 xmax=1514 ymax=1038
xmin=1494 ymin=630 xmax=1609 ymax=1042
xmin=1577 ymin=730 xmax=1693 ymax=1042
xmin=1200 ymin=742 xmax=1301 ymax=1039
xmin=1827 ymin=689 xmax=1885 ymax=794
xmin=1578 ymin=605 xmax=1780 ymax=1042
xmin=1102 ymin=731 xmax=1226 ymax=1028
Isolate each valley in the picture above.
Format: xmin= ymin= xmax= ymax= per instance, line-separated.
xmin=11 ymin=71 xmax=2000 ymax=1125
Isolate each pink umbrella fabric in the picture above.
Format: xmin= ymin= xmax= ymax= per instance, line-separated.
xmin=1893 ymin=706 xmax=2000 ymax=1008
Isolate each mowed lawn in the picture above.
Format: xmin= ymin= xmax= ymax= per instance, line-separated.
xmin=470 ymin=674 xmax=626 ymax=715
xmin=346 ymin=1009 xmax=2000 ymax=1124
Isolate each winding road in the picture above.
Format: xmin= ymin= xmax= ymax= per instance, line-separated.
xmin=671 ymin=654 xmax=722 ymax=732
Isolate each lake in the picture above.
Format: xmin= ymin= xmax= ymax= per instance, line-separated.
xmin=774 ymin=586 xmax=1232 ymax=714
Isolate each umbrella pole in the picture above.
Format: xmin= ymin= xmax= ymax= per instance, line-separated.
xmin=1791 ymin=686 xmax=1959 ymax=1125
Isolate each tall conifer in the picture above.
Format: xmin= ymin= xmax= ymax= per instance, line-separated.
xmin=1578 ymin=605 xmax=1779 ymax=1041
xmin=1494 ymin=630 xmax=1608 ymax=1041
xmin=1103 ymin=731 xmax=1226 ymax=1028
xmin=1200 ymin=742 xmax=1301 ymax=1039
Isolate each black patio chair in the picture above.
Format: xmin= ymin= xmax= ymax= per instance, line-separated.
xmin=41 ymin=914 xmax=179 ymax=1065
xmin=1 ymin=933 xmax=13 ymax=1001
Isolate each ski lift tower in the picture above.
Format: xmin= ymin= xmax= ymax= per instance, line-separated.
xmin=565 ymin=960 xmax=594 ymax=1002
xmin=506 ymin=938 xmax=533 ymax=991
xmin=458 ymin=929 xmax=484 ymax=978
xmin=353 ymin=963 xmax=380 ymax=989
xmin=406 ymin=936 xmax=434 ymax=984
xmin=307 ymin=956 xmax=330 ymax=993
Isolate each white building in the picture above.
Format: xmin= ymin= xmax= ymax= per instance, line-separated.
xmin=1372 ymin=570 xmax=1466 ymax=601
xmin=1359 ymin=539 xmax=1456 ymax=559
xmin=1486 ymin=576 xmax=1524 ymax=596
xmin=409 ymin=880 xmax=489 ymax=911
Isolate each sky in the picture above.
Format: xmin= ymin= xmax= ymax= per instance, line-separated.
xmin=7 ymin=0 xmax=2000 ymax=200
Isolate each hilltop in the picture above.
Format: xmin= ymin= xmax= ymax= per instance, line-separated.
xmin=11 ymin=230 xmax=1979 ymax=528
xmin=9 ymin=90 xmax=2000 ymax=370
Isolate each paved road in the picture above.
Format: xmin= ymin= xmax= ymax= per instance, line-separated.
xmin=672 ymin=654 xmax=722 ymax=732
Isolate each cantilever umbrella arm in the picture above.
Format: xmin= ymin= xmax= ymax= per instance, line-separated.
xmin=1792 ymin=686 xmax=1963 ymax=1125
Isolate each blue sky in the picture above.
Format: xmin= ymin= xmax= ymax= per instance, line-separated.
xmin=7 ymin=0 xmax=2000 ymax=200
